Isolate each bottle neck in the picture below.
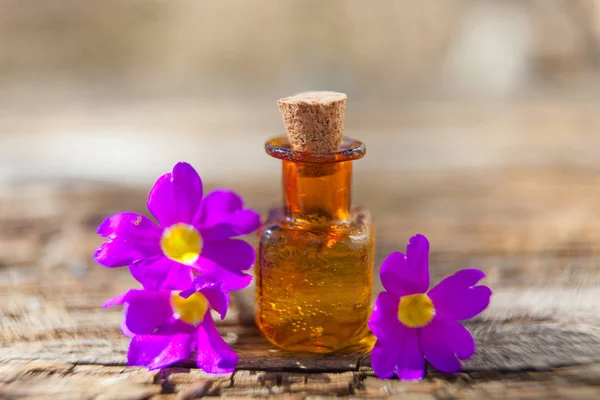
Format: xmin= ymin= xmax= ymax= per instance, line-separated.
xmin=282 ymin=160 xmax=352 ymax=222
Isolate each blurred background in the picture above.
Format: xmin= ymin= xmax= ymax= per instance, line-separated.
xmin=1 ymin=0 xmax=600 ymax=186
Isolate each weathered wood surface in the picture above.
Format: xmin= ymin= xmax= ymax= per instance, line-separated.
xmin=2 ymin=168 xmax=600 ymax=399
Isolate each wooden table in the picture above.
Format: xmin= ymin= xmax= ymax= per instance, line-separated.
xmin=2 ymin=168 xmax=600 ymax=399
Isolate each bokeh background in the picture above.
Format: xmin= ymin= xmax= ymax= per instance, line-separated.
xmin=1 ymin=0 xmax=599 ymax=186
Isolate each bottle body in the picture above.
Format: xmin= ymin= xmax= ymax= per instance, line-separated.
xmin=255 ymin=137 xmax=375 ymax=353
xmin=256 ymin=206 xmax=374 ymax=352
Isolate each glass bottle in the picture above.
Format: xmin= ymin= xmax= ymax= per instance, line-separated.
xmin=255 ymin=136 xmax=375 ymax=353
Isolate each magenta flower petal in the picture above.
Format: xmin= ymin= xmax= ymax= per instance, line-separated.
xmin=162 ymin=261 xmax=196 ymax=290
xmin=427 ymin=317 xmax=475 ymax=360
xmin=102 ymin=292 xmax=128 ymax=309
xmin=432 ymin=268 xmax=485 ymax=289
xmin=380 ymin=234 xmax=430 ymax=297
xmin=129 ymin=256 xmax=194 ymax=291
xmin=195 ymin=257 xmax=252 ymax=291
xmin=97 ymin=212 xmax=161 ymax=239
xmin=120 ymin=290 xmax=173 ymax=335
xmin=370 ymin=339 xmax=398 ymax=379
xmin=147 ymin=173 xmax=175 ymax=226
xmin=201 ymin=239 xmax=256 ymax=271
xmin=180 ymin=276 xmax=230 ymax=320
xmin=428 ymin=269 xmax=492 ymax=320
xmin=371 ymin=324 xmax=425 ymax=380
xmin=368 ymin=292 xmax=400 ymax=343
xmin=148 ymin=162 xmax=204 ymax=227
xmin=172 ymin=162 xmax=204 ymax=222
xmin=94 ymin=213 xmax=161 ymax=268
xmin=200 ymin=210 xmax=261 ymax=242
xmin=379 ymin=252 xmax=409 ymax=295
xmin=419 ymin=320 xmax=462 ymax=374
xmin=196 ymin=312 xmax=238 ymax=374
xmin=195 ymin=190 xmax=243 ymax=226
xmin=145 ymin=333 xmax=194 ymax=370
xmin=95 ymin=240 xmax=145 ymax=269
xmin=128 ymin=324 xmax=195 ymax=370
xmin=128 ymin=335 xmax=170 ymax=368
xmin=405 ymin=234 xmax=430 ymax=290
xmin=195 ymin=239 xmax=255 ymax=290
xmin=396 ymin=326 xmax=426 ymax=381
xmin=196 ymin=190 xmax=261 ymax=241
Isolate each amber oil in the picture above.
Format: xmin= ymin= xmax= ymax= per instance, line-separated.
xmin=256 ymin=136 xmax=375 ymax=353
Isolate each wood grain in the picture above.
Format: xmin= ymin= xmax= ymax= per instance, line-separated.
xmin=2 ymin=168 xmax=600 ymax=398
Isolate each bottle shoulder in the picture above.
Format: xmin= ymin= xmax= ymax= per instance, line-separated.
xmin=259 ymin=206 xmax=374 ymax=244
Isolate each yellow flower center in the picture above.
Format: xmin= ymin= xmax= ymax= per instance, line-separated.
xmin=160 ymin=223 xmax=202 ymax=265
xmin=398 ymin=293 xmax=435 ymax=328
xmin=170 ymin=291 xmax=209 ymax=325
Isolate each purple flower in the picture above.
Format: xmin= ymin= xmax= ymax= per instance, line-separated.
xmin=104 ymin=276 xmax=238 ymax=373
xmin=368 ymin=234 xmax=492 ymax=380
xmin=94 ymin=162 xmax=260 ymax=291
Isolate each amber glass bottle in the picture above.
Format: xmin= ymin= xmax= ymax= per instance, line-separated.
xmin=255 ymin=135 xmax=375 ymax=353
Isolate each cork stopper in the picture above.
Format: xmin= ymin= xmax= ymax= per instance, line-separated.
xmin=277 ymin=91 xmax=346 ymax=153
